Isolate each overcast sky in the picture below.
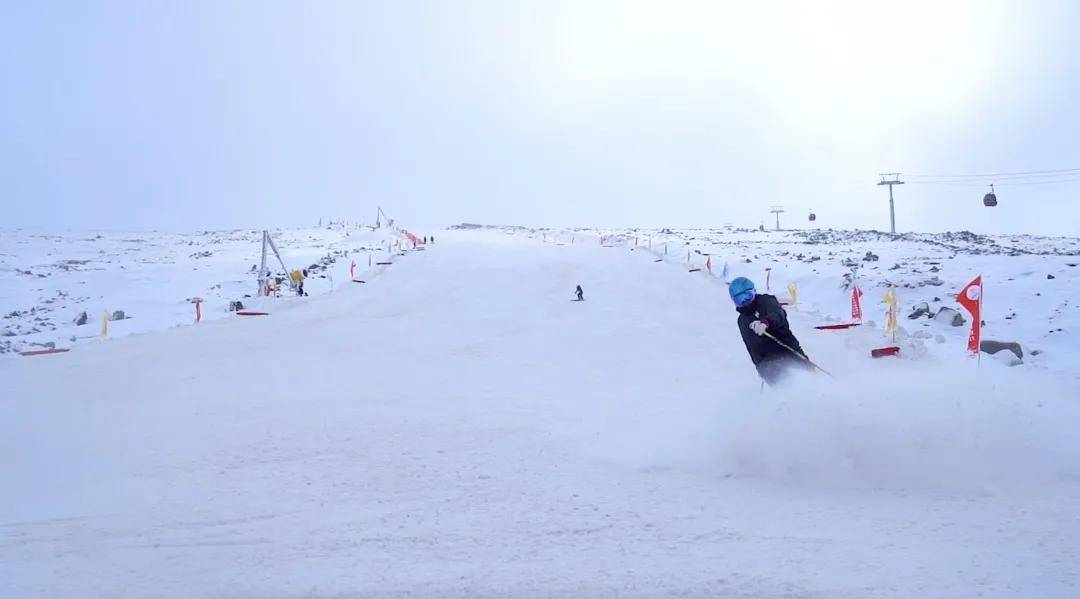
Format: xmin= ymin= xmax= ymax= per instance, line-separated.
xmin=3 ymin=1 xmax=1079 ymax=234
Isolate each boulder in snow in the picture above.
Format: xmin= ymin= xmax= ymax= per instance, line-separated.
xmin=933 ymin=306 xmax=965 ymax=327
xmin=74 ymin=311 xmax=88 ymax=326
xmin=981 ymin=340 xmax=1023 ymax=361
xmin=908 ymin=302 xmax=930 ymax=319
xmin=111 ymin=310 xmax=127 ymax=321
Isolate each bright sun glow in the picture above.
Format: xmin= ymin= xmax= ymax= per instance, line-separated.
xmin=536 ymin=0 xmax=1011 ymax=130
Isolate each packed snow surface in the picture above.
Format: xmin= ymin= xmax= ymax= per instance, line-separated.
xmin=3 ymin=228 xmax=1079 ymax=597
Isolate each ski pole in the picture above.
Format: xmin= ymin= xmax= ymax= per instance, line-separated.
xmin=763 ymin=331 xmax=835 ymax=378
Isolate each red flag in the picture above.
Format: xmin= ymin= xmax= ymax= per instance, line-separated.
xmin=956 ymin=275 xmax=982 ymax=355
xmin=851 ymin=285 xmax=864 ymax=321
xmin=706 ymin=256 xmax=712 ymax=273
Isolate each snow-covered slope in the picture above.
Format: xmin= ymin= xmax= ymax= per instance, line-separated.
xmin=0 ymin=225 xmax=420 ymax=356
xmin=3 ymin=229 xmax=1079 ymax=597
xmin=491 ymin=225 xmax=1080 ymax=378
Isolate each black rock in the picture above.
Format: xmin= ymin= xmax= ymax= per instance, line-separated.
xmin=908 ymin=302 xmax=931 ymax=319
xmin=1047 ymin=274 xmax=1056 ymax=279
xmin=74 ymin=311 xmax=88 ymax=326
xmin=981 ymin=340 xmax=1023 ymax=363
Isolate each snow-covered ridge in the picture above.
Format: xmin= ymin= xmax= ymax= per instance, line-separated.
xmin=0 ymin=225 xmax=433 ymax=356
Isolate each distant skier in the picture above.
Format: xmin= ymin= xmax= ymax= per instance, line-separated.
xmin=291 ymin=269 xmax=309 ymax=297
xmin=729 ymin=277 xmax=811 ymax=385
xmin=575 ymin=285 xmax=584 ymax=301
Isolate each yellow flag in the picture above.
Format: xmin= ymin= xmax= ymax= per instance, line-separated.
xmin=883 ymin=287 xmax=898 ymax=335
xmin=101 ymin=310 xmax=110 ymax=338
xmin=787 ymin=282 xmax=798 ymax=306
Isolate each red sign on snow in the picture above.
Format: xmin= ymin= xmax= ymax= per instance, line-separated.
xmin=956 ymin=275 xmax=982 ymax=356
xmin=851 ymin=285 xmax=864 ymax=322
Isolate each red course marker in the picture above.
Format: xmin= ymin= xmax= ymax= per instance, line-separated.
xmin=871 ymin=346 xmax=901 ymax=358
xmin=20 ymin=348 xmax=71 ymax=357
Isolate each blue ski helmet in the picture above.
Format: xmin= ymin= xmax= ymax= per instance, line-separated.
xmin=729 ymin=277 xmax=756 ymax=306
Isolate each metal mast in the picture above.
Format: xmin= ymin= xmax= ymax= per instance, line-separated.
xmin=877 ymin=173 xmax=904 ymax=234
xmin=769 ymin=205 xmax=785 ymax=231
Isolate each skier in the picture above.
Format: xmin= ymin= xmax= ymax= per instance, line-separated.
xmin=575 ymin=285 xmax=584 ymax=301
xmin=290 ymin=269 xmax=309 ymax=297
xmin=729 ymin=277 xmax=811 ymax=385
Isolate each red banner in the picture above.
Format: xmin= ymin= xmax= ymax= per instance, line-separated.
xmin=956 ymin=275 xmax=982 ymax=355
xmin=851 ymin=285 xmax=864 ymax=322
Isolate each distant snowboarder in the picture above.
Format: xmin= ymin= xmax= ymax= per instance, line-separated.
xmin=575 ymin=285 xmax=584 ymax=301
xmin=729 ymin=277 xmax=811 ymax=385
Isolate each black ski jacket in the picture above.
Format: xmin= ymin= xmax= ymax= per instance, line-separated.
xmin=736 ymin=293 xmax=806 ymax=367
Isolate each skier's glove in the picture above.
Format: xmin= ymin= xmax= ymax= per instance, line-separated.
xmin=750 ymin=320 xmax=769 ymax=336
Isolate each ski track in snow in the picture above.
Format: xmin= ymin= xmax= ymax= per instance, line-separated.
xmin=3 ymin=229 xmax=1080 ymax=598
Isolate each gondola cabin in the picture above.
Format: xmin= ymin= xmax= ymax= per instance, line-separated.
xmin=983 ymin=184 xmax=998 ymax=207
